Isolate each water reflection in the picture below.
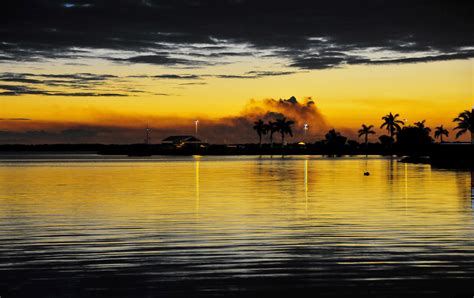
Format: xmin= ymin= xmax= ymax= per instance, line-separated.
xmin=471 ymin=171 xmax=473 ymax=209
xmin=404 ymin=162 xmax=408 ymax=214
xmin=0 ymin=156 xmax=473 ymax=297
xmin=195 ymin=156 xmax=200 ymax=216
xmin=304 ymin=158 xmax=308 ymax=211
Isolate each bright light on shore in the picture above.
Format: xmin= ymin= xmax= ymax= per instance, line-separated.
xmin=195 ymin=120 xmax=199 ymax=134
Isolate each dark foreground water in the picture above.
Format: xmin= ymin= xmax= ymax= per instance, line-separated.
xmin=0 ymin=155 xmax=473 ymax=297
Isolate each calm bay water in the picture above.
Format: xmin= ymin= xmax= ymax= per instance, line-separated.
xmin=0 ymin=155 xmax=473 ymax=297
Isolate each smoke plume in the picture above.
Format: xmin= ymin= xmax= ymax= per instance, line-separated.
xmin=202 ymin=96 xmax=328 ymax=143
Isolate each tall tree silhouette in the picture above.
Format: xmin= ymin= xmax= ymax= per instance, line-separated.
xmin=253 ymin=119 xmax=267 ymax=147
xmin=380 ymin=112 xmax=404 ymax=147
xmin=358 ymin=124 xmax=376 ymax=149
xmin=264 ymin=121 xmax=278 ymax=148
xmin=414 ymin=120 xmax=431 ymax=134
xmin=453 ymin=110 xmax=473 ymax=143
xmin=325 ymin=129 xmax=347 ymax=155
xmin=275 ymin=118 xmax=294 ymax=146
xmin=434 ymin=125 xmax=449 ymax=143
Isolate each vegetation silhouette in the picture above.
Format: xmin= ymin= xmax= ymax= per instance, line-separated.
xmin=434 ymin=125 xmax=449 ymax=143
xmin=324 ymin=129 xmax=347 ymax=155
xmin=264 ymin=121 xmax=278 ymax=148
xmin=2 ymin=107 xmax=473 ymax=168
xmin=378 ymin=135 xmax=392 ymax=151
xmin=380 ymin=112 xmax=405 ymax=148
xmin=414 ymin=120 xmax=431 ymax=134
xmin=253 ymin=119 xmax=267 ymax=147
xmin=397 ymin=124 xmax=433 ymax=156
xmin=453 ymin=110 xmax=473 ymax=141
xmin=358 ymin=124 xmax=376 ymax=149
xmin=275 ymin=117 xmax=295 ymax=146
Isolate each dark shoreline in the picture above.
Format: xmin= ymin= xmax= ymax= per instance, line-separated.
xmin=0 ymin=142 xmax=472 ymax=168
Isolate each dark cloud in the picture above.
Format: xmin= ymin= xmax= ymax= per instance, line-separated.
xmin=0 ymin=72 xmax=119 ymax=88
xmin=241 ymin=70 xmax=300 ymax=78
xmin=153 ymin=93 xmax=175 ymax=96
xmin=360 ymin=51 xmax=474 ymax=65
xmin=111 ymin=54 xmax=209 ymax=67
xmin=0 ymin=130 xmax=59 ymax=144
xmin=130 ymin=70 xmax=299 ymax=81
xmin=179 ymin=82 xmax=207 ymax=86
xmin=290 ymin=56 xmax=356 ymax=70
xmin=0 ymin=0 xmax=472 ymax=69
xmin=60 ymin=129 xmax=97 ymax=138
xmin=0 ymin=72 xmax=154 ymax=96
xmin=38 ymin=73 xmax=118 ymax=80
xmin=245 ymin=71 xmax=299 ymax=76
xmin=0 ymin=77 xmax=43 ymax=84
xmin=48 ymin=92 xmax=128 ymax=97
xmin=0 ymin=129 xmax=97 ymax=143
xmin=0 ymin=84 xmax=128 ymax=97
xmin=212 ymin=74 xmax=251 ymax=79
xmin=189 ymin=51 xmax=250 ymax=58
xmin=0 ymin=84 xmax=46 ymax=96
xmin=152 ymin=74 xmax=201 ymax=80
xmin=290 ymin=50 xmax=474 ymax=69
xmin=211 ymin=71 xmax=300 ymax=79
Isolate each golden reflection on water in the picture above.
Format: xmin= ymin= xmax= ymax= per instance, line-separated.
xmin=0 ymin=156 xmax=473 ymax=295
xmin=471 ymin=171 xmax=474 ymax=208
xmin=0 ymin=157 xmax=472 ymax=231
xmin=304 ymin=158 xmax=308 ymax=211
xmin=405 ymin=162 xmax=408 ymax=215
xmin=0 ymin=157 xmax=471 ymax=234
xmin=195 ymin=156 xmax=200 ymax=216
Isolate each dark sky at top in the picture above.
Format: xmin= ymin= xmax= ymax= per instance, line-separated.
xmin=1 ymin=0 xmax=473 ymax=69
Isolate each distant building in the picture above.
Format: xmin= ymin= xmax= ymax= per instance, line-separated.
xmin=162 ymin=135 xmax=203 ymax=148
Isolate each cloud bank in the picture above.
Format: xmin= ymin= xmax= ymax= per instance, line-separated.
xmin=1 ymin=0 xmax=472 ymax=69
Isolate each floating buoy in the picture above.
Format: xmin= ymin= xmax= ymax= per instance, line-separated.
xmin=364 ymin=172 xmax=370 ymax=176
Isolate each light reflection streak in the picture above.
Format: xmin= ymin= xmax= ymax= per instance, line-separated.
xmin=0 ymin=156 xmax=473 ymax=296
xmin=471 ymin=171 xmax=473 ymax=210
xmin=195 ymin=156 xmax=200 ymax=216
xmin=405 ymin=162 xmax=408 ymax=215
xmin=304 ymin=158 xmax=308 ymax=211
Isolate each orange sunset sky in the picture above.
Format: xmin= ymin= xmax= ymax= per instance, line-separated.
xmin=1 ymin=1 xmax=473 ymax=143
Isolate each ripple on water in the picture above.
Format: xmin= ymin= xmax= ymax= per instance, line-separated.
xmin=0 ymin=156 xmax=473 ymax=296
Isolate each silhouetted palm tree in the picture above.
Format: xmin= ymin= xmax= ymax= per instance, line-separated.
xmin=253 ymin=119 xmax=266 ymax=147
xmin=275 ymin=117 xmax=294 ymax=146
xmin=380 ymin=112 xmax=404 ymax=147
xmin=434 ymin=125 xmax=449 ymax=143
xmin=414 ymin=120 xmax=431 ymax=134
xmin=264 ymin=121 xmax=278 ymax=148
xmin=453 ymin=110 xmax=473 ymax=143
xmin=358 ymin=124 xmax=375 ymax=149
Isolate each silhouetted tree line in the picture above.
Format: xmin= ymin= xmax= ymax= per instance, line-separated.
xmin=1 ymin=110 xmax=471 ymax=158
xmin=253 ymin=118 xmax=295 ymax=147
xmin=252 ymin=109 xmax=473 ymax=156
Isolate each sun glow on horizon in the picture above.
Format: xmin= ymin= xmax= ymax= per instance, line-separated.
xmin=1 ymin=57 xmax=472 ymax=143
